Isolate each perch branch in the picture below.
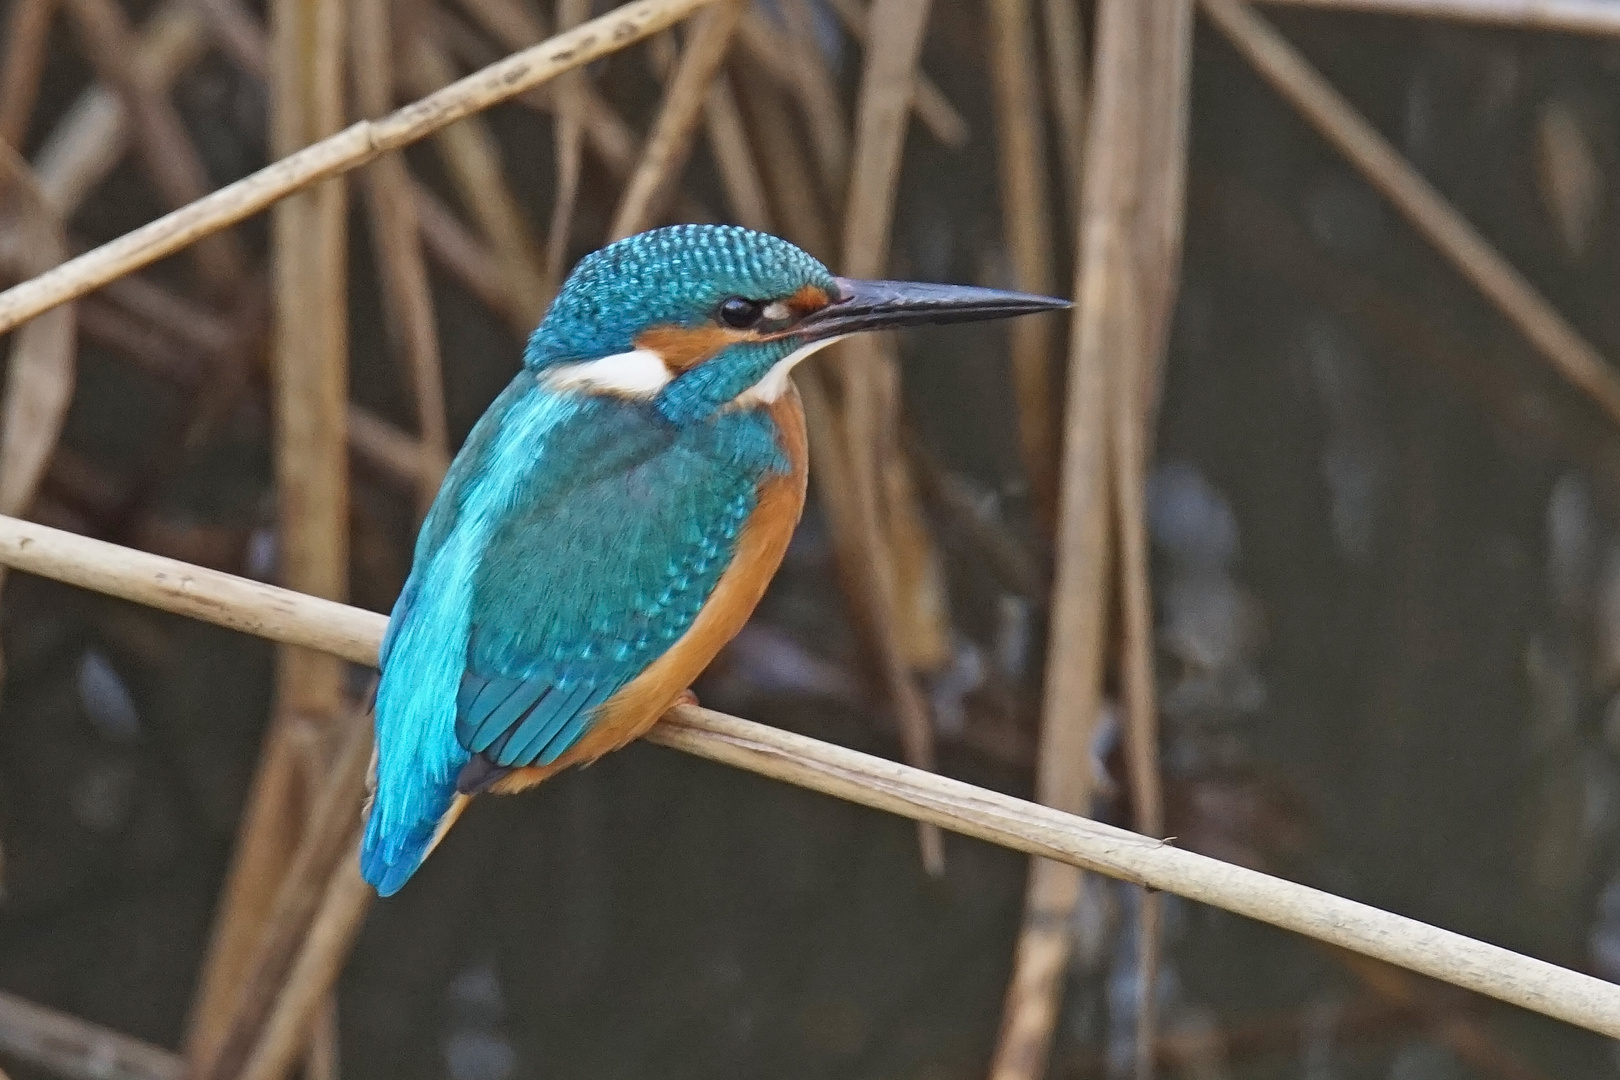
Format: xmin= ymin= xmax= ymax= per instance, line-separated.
xmin=0 ymin=518 xmax=1616 ymax=1036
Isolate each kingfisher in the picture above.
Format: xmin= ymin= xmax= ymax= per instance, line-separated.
xmin=361 ymin=224 xmax=1067 ymax=895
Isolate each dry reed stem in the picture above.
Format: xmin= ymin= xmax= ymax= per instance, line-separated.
xmin=1112 ymin=9 xmax=1192 ymax=1075
xmin=1202 ymin=0 xmax=1620 ymax=431
xmin=609 ymin=0 xmax=746 ymax=240
xmin=904 ymin=432 xmax=1045 ymax=599
xmin=733 ymin=13 xmax=847 ymax=202
xmin=1040 ymin=0 xmax=1086 ymax=238
xmin=702 ymin=71 xmax=774 ymax=232
xmin=352 ymin=0 xmax=449 ymax=515
xmin=234 ymin=848 xmax=372 ymax=1080
xmin=738 ymin=61 xmax=835 ymax=259
xmin=348 ymin=404 xmax=436 ymax=491
xmin=781 ymin=0 xmax=853 ymax=200
xmin=445 ymin=0 xmax=703 ymax=214
xmin=0 ymin=515 xmax=1616 ymax=1036
xmin=194 ymin=709 xmax=373 ymax=1080
xmin=1256 ymin=0 xmax=1620 ymax=32
xmin=0 ymin=0 xmax=53 ymax=149
xmin=191 ymin=0 xmax=268 ymax=75
xmin=411 ymin=180 xmax=533 ymax=336
xmin=991 ymin=0 xmax=1160 ymax=1075
xmin=0 ymin=147 xmax=75 ymax=521
xmin=1331 ymin=950 xmax=1555 ymax=1080
xmin=1204 ymin=176 xmax=1620 ymax=495
xmin=734 ymin=59 xmax=833 ymax=260
xmin=61 ymin=0 xmax=247 ymax=291
xmin=823 ymin=0 xmax=968 ymax=149
xmin=32 ymin=0 xmax=205 ymax=215
xmin=0 ymin=0 xmax=725 ymax=336
xmin=404 ymin=32 xmax=553 ymax=321
xmin=183 ymin=0 xmax=350 ymax=1061
xmin=0 ymin=991 xmax=182 ymax=1080
xmin=987 ymin=0 xmax=1060 ymax=536
xmin=544 ymin=0 xmax=592 ymax=286
xmin=836 ymin=0 xmax=948 ymax=875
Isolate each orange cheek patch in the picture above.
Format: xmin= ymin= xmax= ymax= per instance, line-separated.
xmin=787 ymin=284 xmax=831 ymax=316
xmin=635 ymin=325 xmax=750 ymax=372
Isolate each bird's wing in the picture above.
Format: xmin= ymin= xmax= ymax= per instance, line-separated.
xmin=454 ymin=405 xmax=783 ymax=771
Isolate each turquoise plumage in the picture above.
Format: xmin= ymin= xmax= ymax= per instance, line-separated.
xmin=361 ymin=224 xmax=1068 ymax=895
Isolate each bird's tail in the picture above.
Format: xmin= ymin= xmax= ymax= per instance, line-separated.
xmin=360 ymin=782 xmax=470 ymax=896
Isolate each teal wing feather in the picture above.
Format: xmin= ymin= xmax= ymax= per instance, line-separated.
xmin=361 ymin=377 xmax=788 ymax=895
xmin=455 ymin=403 xmax=784 ymax=770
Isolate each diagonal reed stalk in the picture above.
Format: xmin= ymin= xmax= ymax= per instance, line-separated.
xmin=0 ymin=513 xmax=1615 ymax=1037
xmin=0 ymin=0 xmax=726 ymax=337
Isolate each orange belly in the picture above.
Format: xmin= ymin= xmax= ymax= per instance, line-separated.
xmin=488 ymin=389 xmax=809 ymax=795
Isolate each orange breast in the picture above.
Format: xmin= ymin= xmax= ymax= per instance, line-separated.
xmin=489 ymin=389 xmax=810 ymax=794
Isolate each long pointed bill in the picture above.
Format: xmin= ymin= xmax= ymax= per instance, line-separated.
xmin=795 ymin=277 xmax=1071 ymax=340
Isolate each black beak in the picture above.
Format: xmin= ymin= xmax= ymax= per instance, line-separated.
xmin=796 ymin=277 xmax=1071 ymax=340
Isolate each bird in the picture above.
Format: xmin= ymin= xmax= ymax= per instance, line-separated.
xmin=360 ymin=224 xmax=1068 ymax=895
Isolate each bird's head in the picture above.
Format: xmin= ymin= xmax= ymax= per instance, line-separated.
xmin=524 ymin=224 xmax=1069 ymax=425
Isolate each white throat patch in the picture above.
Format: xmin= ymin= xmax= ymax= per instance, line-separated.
xmin=542 ymin=349 xmax=672 ymax=396
xmin=733 ymin=335 xmax=848 ymax=407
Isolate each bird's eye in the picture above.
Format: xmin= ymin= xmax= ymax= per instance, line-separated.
xmin=718 ymin=296 xmax=764 ymax=329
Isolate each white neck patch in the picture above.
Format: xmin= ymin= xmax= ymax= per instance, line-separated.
xmin=733 ymin=335 xmax=848 ymax=407
xmin=542 ymin=349 xmax=672 ymax=396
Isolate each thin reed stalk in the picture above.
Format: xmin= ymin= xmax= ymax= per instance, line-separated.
xmin=0 ymin=515 xmax=1614 ymax=1038
xmin=1202 ymin=0 xmax=1620 ymax=431
xmin=0 ymin=0 xmax=726 ymax=336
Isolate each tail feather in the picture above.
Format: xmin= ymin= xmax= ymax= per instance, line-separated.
xmin=360 ymin=782 xmax=468 ymax=896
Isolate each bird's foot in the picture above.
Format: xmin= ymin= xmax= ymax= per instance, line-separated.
xmin=673 ymin=688 xmax=700 ymax=709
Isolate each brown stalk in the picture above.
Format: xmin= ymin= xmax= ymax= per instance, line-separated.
xmin=778 ymin=0 xmax=852 ymax=200
xmin=823 ymin=0 xmax=968 ymax=149
xmin=733 ymin=55 xmax=834 ymax=261
xmin=904 ymin=432 xmax=1045 ymax=599
xmin=987 ymin=0 xmax=1060 ymax=535
xmin=83 ymin=270 xmax=426 ymax=497
xmin=0 ymin=0 xmax=724 ymax=335
xmin=60 ymin=0 xmax=247 ymax=292
xmin=609 ymin=0 xmax=747 ymax=240
xmin=835 ymin=0 xmax=948 ymax=875
xmin=233 ymin=848 xmax=372 ymax=1080
xmin=1203 ymin=176 xmax=1620 ymax=496
xmin=411 ymin=179 xmax=533 ymax=336
xmin=3 ymin=516 xmax=1619 ymax=1037
xmin=990 ymin=1 xmax=1161 ymax=1076
xmin=544 ymin=0 xmax=592 ymax=286
xmin=703 ymin=71 xmax=773 ymax=231
xmin=1256 ymin=0 xmax=1620 ymax=33
xmin=191 ymin=707 xmax=372 ymax=1080
xmin=31 ymin=0 xmax=205 ymax=216
xmin=0 ymin=991 xmax=182 ymax=1080
xmin=349 ymin=403 xmax=439 ymax=492
xmin=352 ymin=0 xmax=449 ymax=516
xmin=1115 ymin=10 xmax=1190 ymax=1079
xmin=1040 ymin=0 xmax=1086 ymax=237
xmin=0 ymin=146 xmax=76 ymax=523
xmin=1201 ymin=0 xmax=1620 ymax=431
xmin=0 ymin=0 xmax=54 ymax=149
xmin=444 ymin=0 xmax=670 ymax=193
xmin=1331 ymin=950 xmax=1557 ymax=1080
xmin=182 ymin=0 xmax=350 ymax=1068
xmin=402 ymin=31 xmax=552 ymax=321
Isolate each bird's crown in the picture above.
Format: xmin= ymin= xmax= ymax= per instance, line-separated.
xmin=524 ymin=224 xmax=836 ymax=369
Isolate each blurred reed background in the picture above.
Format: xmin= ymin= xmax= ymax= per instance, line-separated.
xmin=0 ymin=0 xmax=1619 ymax=1078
